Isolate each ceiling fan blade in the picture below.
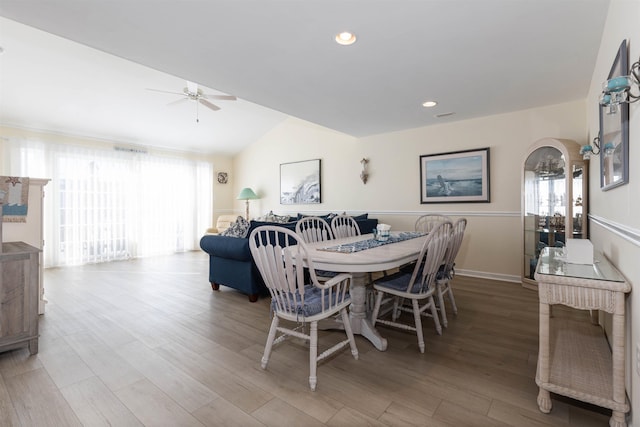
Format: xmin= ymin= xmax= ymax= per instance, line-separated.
xmin=146 ymin=88 xmax=184 ymax=96
xmin=199 ymin=99 xmax=221 ymax=111
xmin=167 ymin=98 xmax=189 ymax=106
xmin=203 ymin=94 xmax=237 ymax=101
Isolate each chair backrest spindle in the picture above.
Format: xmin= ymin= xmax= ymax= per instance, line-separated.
xmin=415 ymin=214 xmax=451 ymax=233
xmin=406 ymin=221 xmax=452 ymax=294
xmin=296 ymin=216 xmax=334 ymax=243
xmin=331 ymin=215 xmax=361 ymax=239
xmin=441 ymin=218 xmax=467 ymax=279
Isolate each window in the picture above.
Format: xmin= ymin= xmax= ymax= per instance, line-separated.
xmin=2 ymin=138 xmax=212 ymax=267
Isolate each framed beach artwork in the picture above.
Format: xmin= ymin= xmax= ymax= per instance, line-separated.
xmin=280 ymin=159 xmax=321 ymax=204
xmin=420 ymin=148 xmax=490 ymax=203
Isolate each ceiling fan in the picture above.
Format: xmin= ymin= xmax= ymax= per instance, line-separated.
xmin=147 ymin=81 xmax=237 ymax=122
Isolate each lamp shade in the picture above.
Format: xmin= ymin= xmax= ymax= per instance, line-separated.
xmin=237 ymin=187 xmax=258 ymax=200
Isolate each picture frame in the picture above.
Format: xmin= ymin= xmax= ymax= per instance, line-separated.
xmin=216 ymin=172 xmax=228 ymax=184
xmin=600 ymin=39 xmax=629 ymax=191
xmin=280 ymin=159 xmax=321 ymax=204
xmin=420 ymin=148 xmax=490 ymax=203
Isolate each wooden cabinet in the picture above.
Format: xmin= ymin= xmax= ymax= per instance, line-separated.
xmin=535 ymin=247 xmax=630 ymax=427
xmin=0 ymin=241 xmax=40 ymax=355
xmin=522 ymin=138 xmax=588 ymax=289
xmin=2 ymin=178 xmax=49 ymax=314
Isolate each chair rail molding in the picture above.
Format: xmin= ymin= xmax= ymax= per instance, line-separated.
xmin=371 ymin=210 xmax=520 ymax=217
xmin=589 ymin=214 xmax=640 ymax=248
xmin=283 ymin=210 xmax=521 ymax=218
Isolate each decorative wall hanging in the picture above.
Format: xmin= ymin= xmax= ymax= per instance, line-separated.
xmin=420 ymin=148 xmax=490 ymax=203
xmin=360 ymin=158 xmax=369 ymax=184
xmin=280 ymin=159 xmax=321 ymax=204
xmin=217 ymin=172 xmax=228 ymax=184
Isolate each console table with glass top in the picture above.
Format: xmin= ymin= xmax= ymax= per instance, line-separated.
xmin=534 ymin=247 xmax=630 ymax=427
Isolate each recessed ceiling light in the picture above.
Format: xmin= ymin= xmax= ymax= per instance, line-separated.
xmin=335 ymin=31 xmax=357 ymax=46
xmin=422 ymin=100 xmax=437 ymax=108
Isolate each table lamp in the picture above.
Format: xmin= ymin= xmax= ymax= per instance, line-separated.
xmin=237 ymin=187 xmax=259 ymax=220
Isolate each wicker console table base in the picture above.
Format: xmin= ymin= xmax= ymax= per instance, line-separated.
xmin=535 ymin=248 xmax=630 ymax=427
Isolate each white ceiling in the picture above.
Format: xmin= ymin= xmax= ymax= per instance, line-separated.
xmin=0 ymin=0 xmax=609 ymax=155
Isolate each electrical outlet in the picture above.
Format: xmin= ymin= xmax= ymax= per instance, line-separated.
xmin=636 ymin=344 xmax=640 ymax=376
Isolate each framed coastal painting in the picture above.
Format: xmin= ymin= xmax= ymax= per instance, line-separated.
xmin=280 ymin=159 xmax=321 ymax=204
xmin=420 ymin=148 xmax=490 ymax=203
xmin=600 ymin=39 xmax=629 ymax=191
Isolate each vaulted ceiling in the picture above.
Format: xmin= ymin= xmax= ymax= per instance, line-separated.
xmin=0 ymin=1 xmax=609 ymax=155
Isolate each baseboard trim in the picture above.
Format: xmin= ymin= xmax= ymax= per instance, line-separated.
xmin=456 ymin=269 xmax=522 ymax=284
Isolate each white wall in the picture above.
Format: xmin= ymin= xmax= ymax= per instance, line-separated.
xmin=586 ymin=1 xmax=640 ymax=424
xmin=234 ymin=100 xmax=586 ymax=281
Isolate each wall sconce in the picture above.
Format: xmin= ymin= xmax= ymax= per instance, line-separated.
xmin=580 ymin=136 xmax=615 ymax=160
xmin=237 ymin=187 xmax=259 ymax=220
xmin=360 ymin=158 xmax=369 ymax=184
xmin=599 ymin=55 xmax=640 ymax=115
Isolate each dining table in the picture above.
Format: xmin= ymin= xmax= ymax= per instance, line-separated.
xmin=299 ymin=231 xmax=428 ymax=351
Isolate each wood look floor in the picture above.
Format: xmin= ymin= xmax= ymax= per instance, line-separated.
xmin=0 ymin=251 xmax=610 ymax=426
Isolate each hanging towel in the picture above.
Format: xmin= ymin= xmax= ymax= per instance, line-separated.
xmin=1 ymin=176 xmax=29 ymax=222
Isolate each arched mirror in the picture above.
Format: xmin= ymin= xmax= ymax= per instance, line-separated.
xmin=522 ymin=138 xmax=588 ymax=289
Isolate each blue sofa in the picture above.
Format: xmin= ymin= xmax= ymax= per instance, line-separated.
xmin=199 ymin=215 xmax=378 ymax=302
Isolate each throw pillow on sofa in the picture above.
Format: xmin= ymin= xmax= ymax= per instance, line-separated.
xmin=221 ymin=216 xmax=250 ymax=238
xmin=257 ymin=210 xmax=291 ymax=223
xmin=297 ymin=212 xmax=337 ymax=221
xmin=269 ymin=213 xmax=290 ymax=223
xmin=338 ymin=212 xmax=368 ymax=221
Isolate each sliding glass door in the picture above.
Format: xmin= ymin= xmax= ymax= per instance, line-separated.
xmin=2 ymin=138 xmax=212 ymax=267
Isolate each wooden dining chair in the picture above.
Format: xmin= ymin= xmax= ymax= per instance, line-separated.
xmin=371 ymin=221 xmax=452 ymax=353
xmin=248 ymin=225 xmax=359 ymax=391
xmin=396 ymin=214 xmax=451 ymax=275
xmin=415 ymin=213 xmax=451 ymax=233
xmin=330 ymin=214 xmax=378 ymax=305
xmin=436 ymin=218 xmax=467 ymax=327
xmin=295 ymin=216 xmax=338 ymax=282
xmin=331 ymin=214 xmax=361 ymax=239
xmin=295 ymin=216 xmax=334 ymax=243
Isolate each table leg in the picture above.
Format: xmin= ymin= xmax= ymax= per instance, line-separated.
xmin=611 ymin=297 xmax=628 ymax=427
xmin=28 ymin=338 xmax=38 ymax=355
xmin=349 ymin=272 xmax=388 ymax=351
xmin=316 ymin=271 xmax=388 ymax=351
xmin=537 ymin=301 xmax=552 ymax=413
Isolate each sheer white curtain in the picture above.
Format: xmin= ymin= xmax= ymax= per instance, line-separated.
xmin=2 ymin=137 xmax=212 ymax=267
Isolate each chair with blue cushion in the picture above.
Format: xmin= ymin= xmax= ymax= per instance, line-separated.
xmin=397 ymin=214 xmax=451 ymax=275
xmin=435 ymin=218 xmax=466 ymax=327
xmin=248 ymin=225 xmax=358 ymax=391
xmin=295 ymin=216 xmax=334 ymax=243
xmin=371 ymin=220 xmax=452 ymax=353
xmin=296 ymin=216 xmax=339 ymax=282
xmin=331 ymin=214 xmax=361 ymax=239
xmin=415 ymin=213 xmax=451 ymax=233
xmin=330 ymin=214 xmax=377 ymax=301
